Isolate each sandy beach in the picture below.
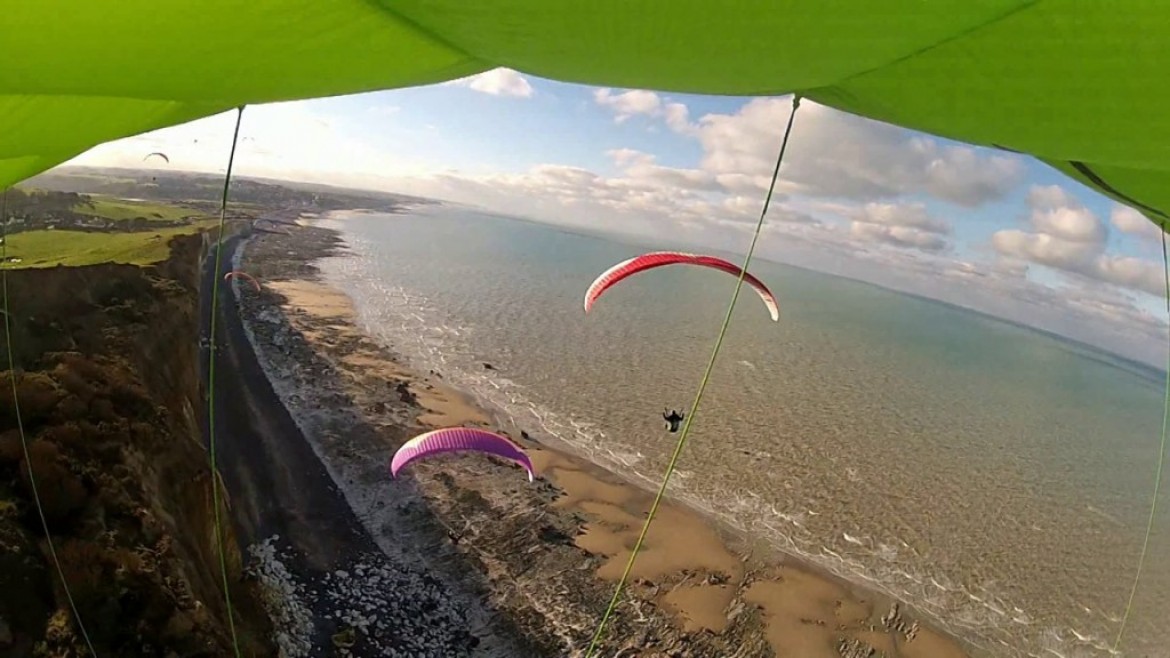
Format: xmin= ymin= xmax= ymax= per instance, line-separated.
xmin=233 ymin=220 xmax=976 ymax=657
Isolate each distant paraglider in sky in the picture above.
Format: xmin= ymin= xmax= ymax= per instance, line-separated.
xmin=390 ymin=427 xmax=535 ymax=482
xmin=143 ymin=151 xmax=170 ymax=164
xmin=223 ymin=270 xmax=261 ymax=293
xmin=584 ymin=252 xmax=780 ymax=322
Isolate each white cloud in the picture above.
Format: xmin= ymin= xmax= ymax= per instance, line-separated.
xmin=1092 ymin=256 xmax=1165 ymax=297
xmin=596 ymin=94 xmax=1022 ymax=209
xmin=386 ymin=150 xmax=829 ymax=249
xmin=847 ymin=202 xmax=951 ymax=235
xmin=991 ymin=184 xmax=1166 ymax=296
xmin=721 ymin=195 xmax=820 ymax=225
xmin=992 ymin=185 xmax=1105 ymax=273
xmin=664 ymin=103 xmax=694 ymax=134
xmin=777 ymin=236 xmax=1166 ymax=366
xmin=991 ymin=257 xmax=1031 ymax=278
xmin=593 ymin=88 xmax=661 ymax=122
xmin=809 ymin=201 xmax=952 ymax=253
xmin=696 ymin=98 xmax=1023 ymax=206
xmin=1111 ymin=204 xmax=1163 ymax=242
xmin=992 ymin=229 xmax=1101 ymax=271
xmin=714 ymin=173 xmax=773 ymax=195
xmin=447 ymin=68 xmax=534 ymax=98
xmin=1059 ymin=281 xmax=1165 ymax=334
xmin=620 ymin=159 xmax=720 ymax=193
xmin=1026 ymin=185 xmax=1105 ymax=243
xmin=594 ymin=89 xmax=698 ymax=135
xmin=850 ymin=222 xmax=949 ymax=252
xmin=605 ymin=148 xmax=652 ymax=168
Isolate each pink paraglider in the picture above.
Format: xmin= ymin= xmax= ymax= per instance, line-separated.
xmin=584 ymin=252 xmax=779 ymax=321
xmin=224 ymin=270 xmax=261 ymax=293
xmin=390 ymin=427 xmax=534 ymax=482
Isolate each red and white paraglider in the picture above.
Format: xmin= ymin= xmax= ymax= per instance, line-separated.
xmin=224 ymin=270 xmax=261 ymax=293
xmin=390 ymin=427 xmax=534 ymax=482
xmin=584 ymin=252 xmax=780 ymax=321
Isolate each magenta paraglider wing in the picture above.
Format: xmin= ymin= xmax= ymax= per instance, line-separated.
xmin=583 ymin=252 xmax=779 ymax=321
xmin=390 ymin=427 xmax=535 ymax=482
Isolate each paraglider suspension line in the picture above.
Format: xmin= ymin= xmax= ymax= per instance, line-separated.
xmin=206 ymin=106 xmax=246 ymax=658
xmin=1113 ymin=224 xmax=1170 ymax=651
xmin=0 ymin=188 xmax=99 ymax=657
xmin=584 ymin=96 xmax=802 ymax=657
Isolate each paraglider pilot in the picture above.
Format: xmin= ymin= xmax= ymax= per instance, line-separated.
xmin=663 ymin=408 xmax=685 ymax=433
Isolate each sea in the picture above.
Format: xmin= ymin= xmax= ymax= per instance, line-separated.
xmin=313 ymin=206 xmax=1169 ymax=658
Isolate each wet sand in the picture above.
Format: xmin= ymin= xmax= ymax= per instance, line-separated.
xmin=238 ymin=224 xmax=977 ymax=657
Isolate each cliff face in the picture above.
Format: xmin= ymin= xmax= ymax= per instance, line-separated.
xmin=0 ymin=233 xmax=272 ymax=656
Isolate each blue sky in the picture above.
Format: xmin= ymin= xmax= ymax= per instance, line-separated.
xmin=68 ymin=68 xmax=1168 ymax=365
xmin=299 ymin=78 xmax=713 ymax=175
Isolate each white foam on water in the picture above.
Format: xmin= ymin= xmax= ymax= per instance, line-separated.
xmin=873 ymin=542 xmax=899 ymax=562
xmin=842 ymin=532 xmax=866 ymax=547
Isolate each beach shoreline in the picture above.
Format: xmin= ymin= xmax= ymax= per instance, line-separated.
xmin=234 ymin=216 xmax=977 ymax=657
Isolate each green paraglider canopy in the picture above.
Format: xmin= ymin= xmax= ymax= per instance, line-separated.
xmin=3 ymin=0 xmax=1168 ymax=228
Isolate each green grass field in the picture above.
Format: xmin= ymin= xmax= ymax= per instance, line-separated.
xmin=75 ymin=196 xmax=194 ymax=222
xmin=2 ymin=221 xmax=217 ymax=268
